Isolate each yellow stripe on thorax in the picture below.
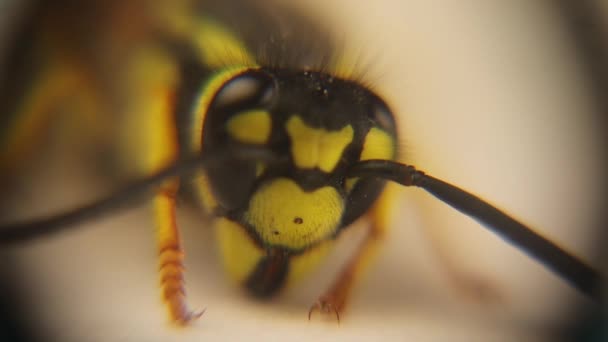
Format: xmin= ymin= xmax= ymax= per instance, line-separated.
xmin=119 ymin=46 xmax=180 ymax=174
xmin=159 ymin=3 xmax=257 ymax=68
xmin=194 ymin=19 xmax=255 ymax=68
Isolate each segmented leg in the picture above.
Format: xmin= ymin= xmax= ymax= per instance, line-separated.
xmin=155 ymin=185 xmax=203 ymax=324
xmin=309 ymin=184 xmax=397 ymax=321
xmin=308 ymin=223 xmax=381 ymax=321
xmin=118 ymin=46 xmax=200 ymax=324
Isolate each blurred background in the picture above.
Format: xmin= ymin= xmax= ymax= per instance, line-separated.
xmin=0 ymin=0 xmax=606 ymax=341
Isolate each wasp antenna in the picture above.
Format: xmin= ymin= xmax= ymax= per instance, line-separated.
xmin=0 ymin=145 xmax=276 ymax=246
xmin=349 ymin=160 xmax=603 ymax=303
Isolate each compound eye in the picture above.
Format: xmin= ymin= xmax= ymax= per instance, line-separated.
xmin=212 ymin=71 xmax=276 ymax=109
xmin=369 ymin=99 xmax=396 ymax=132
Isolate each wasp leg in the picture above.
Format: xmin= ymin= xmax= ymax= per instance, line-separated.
xmin=136 ymin=87 xmax=200 ymax=324
xmin=155 ymin=185 xmax=203 ymax=325
xmin=308 ymin=220 xmax=381 ymax=321
xmin=118 ymin=47 xmax=201 ymax=324
xmin=309 ymin=184 xmax=397 ymax=321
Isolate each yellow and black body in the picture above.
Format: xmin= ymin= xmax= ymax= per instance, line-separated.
xmin=0 ymin=0 xmax=401 ymax=323
xmin=199 ymin=67 xmax=399 ymax=295
xmin=0 ymin=0 xmax=601 ymax=327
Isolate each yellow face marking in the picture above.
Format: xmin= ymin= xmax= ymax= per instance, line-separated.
xmin=215 ymin=218 xmax=265 ymax=284
xmin=286 ymin=116 xmax=354 ymax=173
xmin=360 ymin=127 xmax=395 ymax=161
xmin=343 ymin=128 xmax=395 ymax=193
xmin=245 ymin=178 xmax=344 ymax=250
xmin=226 ymin=110 xmax=272 ymax=144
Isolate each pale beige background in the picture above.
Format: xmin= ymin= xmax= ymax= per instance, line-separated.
xmin=2 ymin=0 xmax=606 ymax=341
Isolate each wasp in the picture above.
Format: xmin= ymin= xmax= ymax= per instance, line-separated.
xmin=0 ymin=0 xmax=603 ymax=336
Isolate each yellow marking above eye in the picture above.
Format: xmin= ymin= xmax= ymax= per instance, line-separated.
xmin=286 ymin=116 xmax=354 ymax=172
xmin=226 ymin=110 xmax=272 ymax=144
xmin=245 ymin=178 xmax=343 ymax=250
xmin=360 ymin=127 xmax=395 ymax=161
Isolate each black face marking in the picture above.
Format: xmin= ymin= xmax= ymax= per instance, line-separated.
xmin=293 ymin=217 xmax=303 ymax=224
